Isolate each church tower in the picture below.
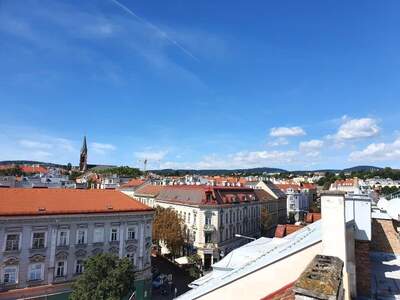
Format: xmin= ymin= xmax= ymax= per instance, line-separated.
xmin=79 ymin=136 xmax=88 ymax=172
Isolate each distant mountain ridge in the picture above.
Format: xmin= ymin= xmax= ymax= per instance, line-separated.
xmin=0 ymin=160 xmax=384 ymax=175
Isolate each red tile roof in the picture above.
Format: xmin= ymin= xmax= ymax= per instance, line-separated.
xmin=276 ymin=183 xmax=301 ymax=192
xmin=305 ymin=212 xmax=321 ymax=223
xmin=274 ymin=224 xmax=286 ymax=238
xmin=134 ymin=184 xmax=165 ymax=196
xmin=0 ymin=189 xmax=153 ymax=216
xmin=274 ymin=224 xmax=304 ymax=237
xmin=20 ymin=165 xmax=48 ymax=174
xmin=120 ymin=178 xmax=146 ymax=188
xmin=301 ymin=183 xmax=316 ymax=190
xmin=260 ymin=282 xmax=295 ymax=300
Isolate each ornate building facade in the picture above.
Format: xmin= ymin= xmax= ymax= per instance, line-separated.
xmin=0 ymin=189 xmax=154 ymax=300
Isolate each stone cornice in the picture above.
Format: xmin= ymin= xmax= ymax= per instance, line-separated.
xmin=0 ymin=212 xmax=154 ymax=225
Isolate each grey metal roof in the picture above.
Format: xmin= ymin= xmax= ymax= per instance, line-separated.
xmin=178 ymin=220 xmax=322 ymax=299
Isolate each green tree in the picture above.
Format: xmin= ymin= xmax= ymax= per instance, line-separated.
xmin=187 ymin=254 xmax=202 ymax=278
xmin=97 ymin=166 xmax=143 ymax=177
xmin=69 ymin=253 xmax=135 ymax=300
xmin=152 ymin=207 xmax=185 ymax=258
xmin=67 ymin=163 xmax=72 ymax=171
xmin=69 ymin=171 xmax=81 ymax=181
xmin=0 ymin=166 xmax=24 ymax=176
xmin=260 ymin=207 xmax=272 ymax=236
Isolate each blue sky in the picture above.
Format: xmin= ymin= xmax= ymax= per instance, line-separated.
xmin=1 ymin=0 xmax=400 ymax=170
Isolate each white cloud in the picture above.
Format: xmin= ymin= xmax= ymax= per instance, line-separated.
xmin=134 ymin=150 xmax=168 ymax=161
xmin=19 ymin=139 xmax=52 ymax=149
xmin=268 ymin=137 xmax=289 ymax=147
xmin=349 ymin=137 xmax=400 ymax=162
xmin=334 ymin=117 xmax=380 ymax=140
xmin=232 ymin=150 xmax=297 ymax=165
xmin=270 ymin=126 xmax=306 ymax=137
xmin=160 ymin=150 xmax=299 ymax=170
xmin=299 ymin=139 xmax=324 ymax=151
xmin=90 ymin=142 xmax=116 ymax=154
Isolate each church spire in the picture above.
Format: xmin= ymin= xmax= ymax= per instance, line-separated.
xmin=79 ymin=136 xmax=88 ymax=172
xmin=81 ymin=136 xmax=87 ymax=153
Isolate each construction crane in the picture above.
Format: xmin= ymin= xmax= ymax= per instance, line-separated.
xmin=137 ymin=159 xmax=148 ymax=173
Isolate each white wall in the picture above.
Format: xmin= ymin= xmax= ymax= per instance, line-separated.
xmin=197 ymin=242 xmax=322 ymax=300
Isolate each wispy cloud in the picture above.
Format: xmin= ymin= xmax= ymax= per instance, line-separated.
xmin=19 ymin=139 xmax=52 ymax=149
xmin=109 ymin=0 xmax=199 ymax=61
xmin=134 ymin=150 xmax=168 ymax=161
xmin=270 ymin=126 xmax=306 ymax=137
xmin=90 ymin=142 xmax=116 ymax=155
xmin=267 ymin=137 xmax=289 ymax=147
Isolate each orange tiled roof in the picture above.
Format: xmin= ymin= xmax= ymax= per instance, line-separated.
xmin=301 ymin=183 xmax=316 ymax=189
xmin=120 ymin=178 xmax=145 ymax=188
xmin=274 ymin=224 xmax=304 ymax=237
xmin=0 ymin=189 xmax=152 ymax=216
xmin=276 ymin=183 xmax=301 ymax=191
xmin=274 ymin=224 xmax=286 ymax=238
xmin=135 ymin=184 xmax=165 ymax=196
xmin=261 ymin=282 xmax=295 ymax=300
xmin=20 ymin=165 xmax=48 ymax=174
xmin=305 ymin=212 xmax=321 ymax=223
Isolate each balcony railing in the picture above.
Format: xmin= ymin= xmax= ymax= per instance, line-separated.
xmin=203 ymin=224 xmax=215 ymax=232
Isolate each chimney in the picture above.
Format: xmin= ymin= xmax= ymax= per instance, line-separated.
xmin=294 ymin=255 xmax=344 ymax=300
xmin=320 ymin=191 xmax=355 ymax=300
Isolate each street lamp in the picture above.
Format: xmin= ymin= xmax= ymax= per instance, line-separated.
xmin=235 ymin=234 xmax=256 ymax=241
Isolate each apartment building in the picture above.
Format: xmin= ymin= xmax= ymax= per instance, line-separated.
xmin=0 ymin=189 xmax=154 ymax=300
xmin=155 ymin=186 xmax=261 ymax=269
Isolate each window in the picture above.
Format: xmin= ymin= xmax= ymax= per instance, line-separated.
xmin=127 ymin=228 xmax=136 ymax=240
xmin=205 ymin=232 xmax=212 ymax=243
xmin=76 ymin=229 xmax=86 ymax=244
xmin=225 ymin=214 xmax=228 ymax=224
xmin=192 ymin=231 xmax=196 ymax=242
xmin=188 ymin=213 xmax=191 ymax=223
xmin=126 ymin=253 xmax=135 ymax=266
xmin=3 ymin=266 xmax=18 ymax=284
xmin=110 ymin=228 xmax=119 ymax=242
xmin=205 ymin=214 xmax=211 ymax=225
xmin=75 ymin=260 xmax=84 ymax=274
xmin=55 ymin=261 xmax=66 ymax=277
xmin=193 ymin=213 xmax=197 ymax=225
xmin=32 ymin=232 xmax=46 ymax=249
xmin=93 ymin=227 xmax=104 ymax=243
xmin=57 ymin=230 xmax=69 ymax=246
xmin=5 ymin=234 xmax=20 ymax=251
xmin=28 ymin=263 xmax=43 ymax=281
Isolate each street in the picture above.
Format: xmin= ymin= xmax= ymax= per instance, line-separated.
xmin=151 ymin=256 xmax=194 ymax=300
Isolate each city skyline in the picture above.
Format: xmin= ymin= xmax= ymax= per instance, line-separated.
xmin=1 ymin=0 xmax=400 ymax=170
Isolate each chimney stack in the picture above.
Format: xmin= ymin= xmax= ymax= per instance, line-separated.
xmin=320 ymin=191 xmax=355 ymax=300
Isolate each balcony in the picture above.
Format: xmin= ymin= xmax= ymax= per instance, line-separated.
xmin=125 ymin=239 xmax=138 ymax=245
xmin=29 ymin=247 xmax=47 ymax=254
xmin=56 ymin=244 xmax=69 ymax=251
xmin=203 ymin=224 xmax=215 ymax=232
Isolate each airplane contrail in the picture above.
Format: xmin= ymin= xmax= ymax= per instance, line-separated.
xmin=109 ymin=0 xmax=199 ymax=61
